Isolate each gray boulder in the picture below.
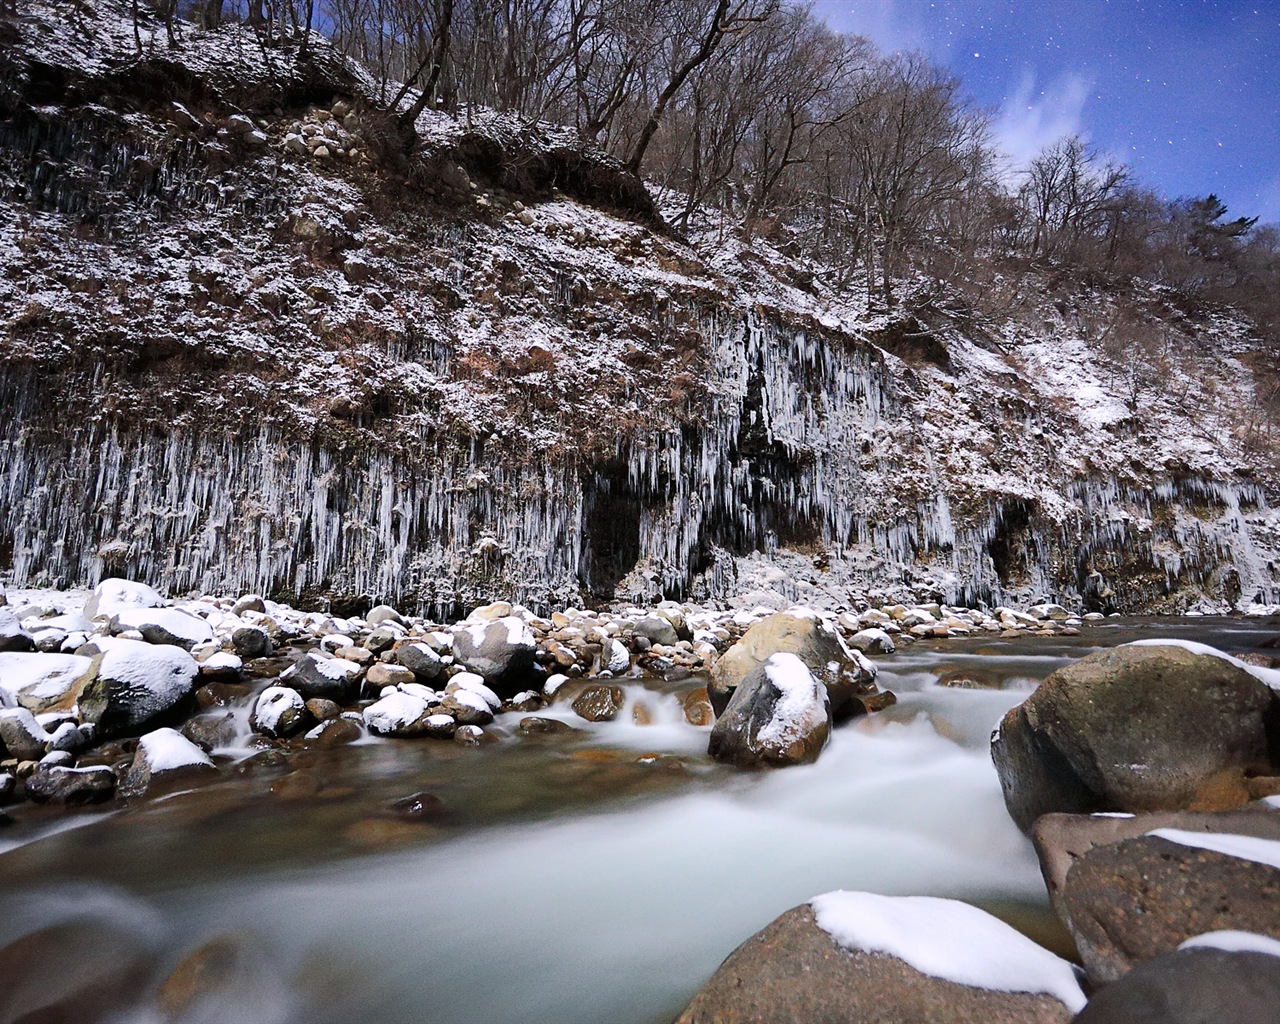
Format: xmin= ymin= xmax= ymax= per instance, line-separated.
xmin=25 ymin=765 xmax=117 ymax=805
xmin=118 ymin=727 xmax=216 ymax=799
xmin=396 ymin=642 xmax=445 ymax=680
xmin=232 ymin=625 xmax=272 ymax=658
xmin=79 ymin=638 xmax=199 ymax=735
xmin=0 ymin=607 xmax=32 ymax=652
xmin=1074 ymin=944 xmax=1280 ymax=1023
xmin=992 ymin=644 xmax=1280 ymax=833
xmin=452 ymin=616 xmax=540 ymax=696
xmin=708 ymin=653 xmax=831 ymax=768
xmin=280 ymin=651 xmax=363 ymax=701
xmin=250 ymin=686 xmax=313 ymax=739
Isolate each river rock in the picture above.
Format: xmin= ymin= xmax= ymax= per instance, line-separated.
xmin=675 ymin=893 xmax=1082 ymax=1024
xmin=366 ymin=604 xmax=404 ymax=626
xmin=0 ymin=607 xmax=32 ymax=652
xmin=0 ymin=707 xmax=49 ymax=759
xmin=572 ymin=684 xmax=625 ymax=722
xmin=439 ymin=689 xmax=494 ymax=726
xmin=231 ymin=594 xmax=265 ymax=615
xmin=197 ymin=651 xmax=243 ymax=683
xmin=1032 ymin=810 xmax=1280 ymax=919
xmin=633 ymin=615 xmax=678 ymax=646
xmin=113 ymin=607 xmax=214 ymax=650
xmin=304 ymin=716 xmax=364 ymax=746
xmin=363 ymin=690 xmax=434 ymax=736
xmin=1060 ymin=825 xmax=1280 ymax=985
xmin=231 ymin=625 xmax=272 ymax=658
xmin=517 ymin=716 xmax=574 ymax=735
xmin=182 ymin=711 xmax=238 ymax=751
xmin=84 ymin=577 xmax=166 ymax=619
xmin=1073 ymin=941 xmax=1280 ymax=1023
xmin=79 ymin=637 xmax=199 ymax=734
xmin=24 ymin=764 xmax=117 ymax=805
xmin=280 ymin=650 xmax=363 ymax=701
xmin=710 ymin=610 xmax=876 ymax=720
xmin=251 ymin=685 xmax=312 ymax=739
xmin=708 ymin=653 xmax=831 ymax=768
xmin=0 ymin=652 xmax=94 ymax=712
xmin=848 ymin=627 xmax=896 ymax=655
xmin=367 ymin=662 xmax=416 ymax=688
xmin=452 ymin=616 xmax=540 ymax=695
xmin=445 ymin=671 xmax=501 ymax=710
xmin=605 ymin=638 xmax=631 ymax=674
xmin=0 ymin=918 xmax=151 ymax=1024
xmin=991 ymin=643 xmax=1280 ymax=833
xmin=119 ymin=727 xmax=216 ymax=798
xmin=396 ymin=641 xmax=445 ymax=679
xmin=683 ymin=685 xmax=714 ymax=726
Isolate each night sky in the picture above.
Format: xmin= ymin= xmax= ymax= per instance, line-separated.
xmin=817 ymin=0 xmax=1280 ymax=224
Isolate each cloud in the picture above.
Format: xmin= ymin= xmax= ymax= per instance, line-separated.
xmin=994 ymin=70 xmax=1092 ymax=174
xmin=824 ymin=0 xmax=932 ymax=57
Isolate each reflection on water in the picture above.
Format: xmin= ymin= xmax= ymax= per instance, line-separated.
xmin=1 ymin=616 xmax=1276 ymax=1023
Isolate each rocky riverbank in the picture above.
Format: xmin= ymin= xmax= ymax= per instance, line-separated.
xmin=675 ymin=631 xmax=1280 ymax=1023
xmin=0 ymin=576 xmax=1097 ymax=818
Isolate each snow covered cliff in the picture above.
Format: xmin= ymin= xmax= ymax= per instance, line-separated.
xmin=2 ymin=3 xmax=1277 ymax=615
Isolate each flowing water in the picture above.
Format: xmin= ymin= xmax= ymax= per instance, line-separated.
xmin=1 ymin=617 xmax=1277 ymax=1023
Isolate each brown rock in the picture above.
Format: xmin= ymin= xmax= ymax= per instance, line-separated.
xmin=572 ymin=684 xmax=625 ymax=722
xmin=675 ymin=904 xmax=1074 ymax=1024
xmin=1062 ymin=828 xmax=1280 ymax=985
xmin=683 ymin=686 xmax=714 ymax=726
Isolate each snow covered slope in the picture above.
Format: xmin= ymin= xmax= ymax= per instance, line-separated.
xmin=2 ymin=2 xmax=1277 ymax=615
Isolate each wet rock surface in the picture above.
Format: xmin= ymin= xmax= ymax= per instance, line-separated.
xmin=992 ymin=644 xmax=1280 ymax=832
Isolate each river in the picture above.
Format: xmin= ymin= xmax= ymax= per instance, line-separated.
xmin=1 ymin=616 xmax=1276 ymax=1023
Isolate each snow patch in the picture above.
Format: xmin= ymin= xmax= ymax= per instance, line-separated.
xmin=1147 ymin=828 xmax=1280 ymax=871
xmin=137 ymin=727 xmax=213 ymax=771
xmin=1179 ymin=930 xmax=1280 ymax=959
xmin=809 ymin=890 xmax=1086 ymax=1012
xmin=756 ymin=653 xmax=829 ymax=747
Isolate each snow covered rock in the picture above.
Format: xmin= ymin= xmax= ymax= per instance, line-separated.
xmin=0 ymin=652 xmax=94 ymax=712
xmin=439 ymin=688 xmax=494 ymax=726
xmin=708 ymin=653 xmax=831 ymax=768
xmin=396 ymin=642 xmax=445 ymax=680
xmin=848 ymin=627 xmax=896 ymax=656
xmin=633 ymin=615 xmax=678 ymax=646
xmin=362 ymin=691 xmax=434 ymax=737
xmin=0 ymin=707 xmax=50 ymax=760
xmin=365 ymin=604 xmax=404 ymax=626
xmin=84 ymin=578 xmax=165 ymax=620
xmin=1058 ymin=823 xmax=1280 ymax=986
xmin=119 ymin=727 xmax=216 ymax=798
xmin=280 ymin=651 xmax=363 ymax=701
xmin=451 ymin=615 xmax=540 ymax=696
xmin=993 ymin=643 xmax=1280 ymax=832
xmin=197 ymin=651 xmax=242 ymax=682
xmin=24 ymin=765 xmax=117 ymax=806
xmin=675 ymin=892 xmax=1082 ymax=1024
xmin=113 ymin=607 xmax=214 ymax=650
xmin=0 ymin=607 xmax=33 ymax=653
xmin=1073 ymin=939 xmax=1280 ymax=1023
xmin=1029 ymin=603 xmax=1072 ymax=621
xmin=710 ymin=610 xmax=876 ymax=721
xmin=365 ymin=662 xmax=416 ymax=688
xmin=251 ymin=686 xmax=312 ymax=739
xmin=605 ymin=638 xmax=631 ymax=675
xmin=444 ymin=671 xmax=501 ymax=710
xmin=79 ymin=638 xmax=199 ymax=734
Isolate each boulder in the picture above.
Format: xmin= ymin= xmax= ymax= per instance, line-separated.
xmin=0 ymin=607 xmax=32 ymax=652
xmin=79 ymin=638 xmax=199 ymax=734
xmin=0 ymin=707 xmax=49 ymax=759
xmin=0 ymin=652 xmax=94 ymax=712
xmin=1073 ymin=941 xmax=1280 ymax=1023
xmin=710 ymin=610 xmax=876 ymax=720
xmin=572 ymin=684 xmax=625 ymax=722
xmin=84 ymin=578 xmax=165 ymax=620
xmin=231 ymin=594 xmax=266 ymax=615
xmin=1032 ymin=810 xmax=1280 ymax=919
xmin=362 ymin=691 xmax=434 ymax=737
xmin=992 ymin=643 xmax=1280 ymax=832
xmin=251 ymin=686 xmax=312 ymax=739
xmin=119 ymin=727 xmax=216 ymax=798
xmin=675 ymin=893 xmax=1082 ymax=1024
xmin=280 ymin=651 xmax=363 ymax=701
xmin=366 ymin=604 xmax=404 ymax=626
xmin=113 ymin=607 xmax=213 ymax=650
xmin=24 ymin=765 xmax=117 ymax=805
xmin=708 ymin=653 xmax=831 ymax=768
xmin=444 ymin=672 xmax=501 ymax=710
xmin=231 ymin=625 xmax=272 ymax=658
xmin=366 ymin=662 xmax=417 ymax=688
xmin=1060 ymin=825 xmax=1280 ymax=985
xmin=605 ymin=638 xmax=631 ymax=675
xmin=452 ymin=616 xmax=540 ymax=695
xmin=197 ymin=651 xmax=242 ymax=683
xmin=633 ymin=615 xmax=678 ymax=646
xmin=181 ymin=711 xmax=238 ymax=751
xmin=396 ymin=642 xmax=445 ymax=680
xmin=848 ymin=627 xmax=896 ymax=656
xmin=439 ymin=689 xmax=494 ymax=726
